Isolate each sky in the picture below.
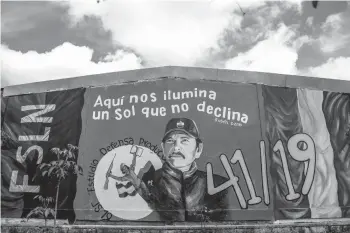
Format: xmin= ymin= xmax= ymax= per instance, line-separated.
xmin=1 ymin=0 xmax=350 ymax=87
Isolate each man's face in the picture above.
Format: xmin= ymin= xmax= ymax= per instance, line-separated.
xmin=161 ymin=131 xmax=203 ymax=170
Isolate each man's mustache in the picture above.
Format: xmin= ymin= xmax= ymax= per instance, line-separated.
xmin=169 ymin=152 xmax=185 ymax=159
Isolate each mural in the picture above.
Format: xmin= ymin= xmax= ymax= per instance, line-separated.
xmin=1 ymin=77 xmax=349 ymax=224
xmin=261 ymin=86 xmax=350 ymax=219
xmin=322 ymin=92 xmax=350 ymax=217
xmin=1 ymin=88 xmax=85 ymax=223
xmin=94 ymin=118 xmax=238 ymax=222
xmin=262 ymin=86 xmax=311 ymax=220
xmin=75 ymin=79 xmax=270 ymax=222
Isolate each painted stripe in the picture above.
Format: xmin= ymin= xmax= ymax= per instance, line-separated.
xmin=116 ymin=181 xmax=133 ymax=189
xmin=118 ymin=190 xmax=137 ymax=198
xmin=116 ymin=183 xmax=136 ymax=195
xmin=297 ymin=89 xmax=341 ymax=218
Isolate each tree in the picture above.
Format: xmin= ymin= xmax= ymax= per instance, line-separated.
xmin=26 ymin=195 xmax=55 ymax=226
xmin=32 ymin=144 xmax=83 ymax=226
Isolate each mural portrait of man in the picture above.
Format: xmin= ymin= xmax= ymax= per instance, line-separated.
xmin=120 ymin=117 xmax=233 ymax=222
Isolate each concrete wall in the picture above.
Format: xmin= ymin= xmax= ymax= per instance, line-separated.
xmin=1 ymin=67 xmax=350 ymax=229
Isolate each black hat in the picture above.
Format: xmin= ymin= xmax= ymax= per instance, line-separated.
xmin=162 ymin=118 xmax=200 ymax=142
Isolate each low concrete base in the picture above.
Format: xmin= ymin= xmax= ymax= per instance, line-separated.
xmin=2 ymin=218 xmax=350 ymax=233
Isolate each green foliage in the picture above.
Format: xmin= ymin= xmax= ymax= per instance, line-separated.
xmin=26 ymin=195 xmax=55 ymax=226
xmin=29 ymin=144 xmax=83 ymax=226
xmin=33 ymin=144 xmax=83 ymax=182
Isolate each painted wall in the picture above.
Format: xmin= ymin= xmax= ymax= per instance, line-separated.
xmin=1 ymin=77 xmax=349 ymax=223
